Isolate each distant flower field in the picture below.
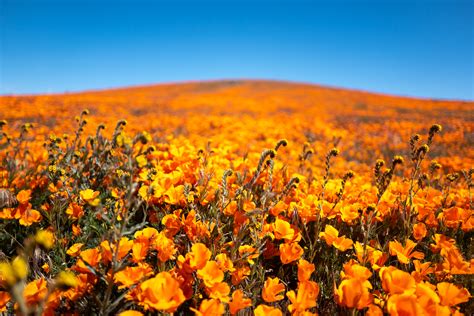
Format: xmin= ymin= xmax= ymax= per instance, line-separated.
xmin=0 ymin=81 xmax=473 ymax=315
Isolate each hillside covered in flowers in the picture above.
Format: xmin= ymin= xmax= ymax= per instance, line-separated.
xmin=0 ymin=80 xmax=473 ymax=315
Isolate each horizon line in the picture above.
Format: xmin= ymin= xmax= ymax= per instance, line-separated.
xmin=1 ymin=78 xmax=473 ymax=103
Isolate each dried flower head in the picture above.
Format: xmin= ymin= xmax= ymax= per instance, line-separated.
xmin=417 ymin=144 xmax=430 ymax=156
xmin=429 ymin=124 xmax=442 ymax=134
xmin=392 ymin=155 xmax=404 ymax=165
xmin=275 ymin=139 xmax=288 ymax=151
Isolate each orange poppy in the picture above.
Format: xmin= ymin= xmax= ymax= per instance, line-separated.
xmin=100 ymin=237 xmax=133 ymax=263
xmin=188 ymin=243 xmax=211 ymax=270
xmin=66 ymin=203 xmax=84 ymax=220
xmin=114 ymin=263 xmax=153 ymax=289
xmin=412 ymin=223 xmax=427 ymax=241
xmin=262 ymin=277 xmax=285 ymax=302
xmin=197 ymin=261 xmax=224 ymax=288
xmin=335 ymin=278 xmax=372 ymax=310
xmin=254 ymin=304 xmax=283 ymax=316
xmin=388 ymin=239 xmax=424 ymax=264
xmin=207 ymin=282 xmax=230 ymax=302
xmin=319 ymin=225 xmax=353 ymax=251
xmin=228 ymin=289 xmax=252 ymax=315
xmin=297 ymin=259 xmax=315 ymax=282
xmin=23 ymin=278 xmax=48 ymax=306
xmin=79 ymin=189 xmax=100 ymax=206
xmin=437 ymin=282 xmax=471 ymax=306
xmin=287 ymin=280 xmax=320 ymax=313
xmin=16 ymin=189 xmax=32 ymax=205
xmin=386 ymin=292 xmax=422 ymax=316
xmin=190 ymin=299 xmax=225 ymax=316
xmin=280 ymin=242 xmax=304 ymax=264
xmin=135 ymin=271 xmax=185 ymax=312
xmin=273 ymin=218 xmax=299 ymax=242
xmin=379 ymin=266 xmax=415 ymax=295
xmin=215 ymin=253 xmax=235 ymax=272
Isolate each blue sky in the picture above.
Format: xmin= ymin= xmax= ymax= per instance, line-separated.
xmin=1 ymin=0 xmax=472 ymax=99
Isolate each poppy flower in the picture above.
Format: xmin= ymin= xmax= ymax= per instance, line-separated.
xmin=437 ymin=282 xmax=471 ymax=306
xmin=254 ymin=304 xmax=283 ymax=316
xmin=411 ymin=260 xmax=434 ymax=282
xmin=188 ymin=243 xmax=212 ymax=270
xmin=55 ymin=271 xmax=79 ymax=290
xmin=231 ymin=265 xmax=251 ymax=286
xmin=162 ymin=213 xmax=182 ymax=236
xmin=238 ymin=245 xmax=259 ymax=265
xmin=335 ymin=278 xmax=372 ymax=309
xmin=114 ymin=263 xmax=153 ymax=289
xmin=74 ymin=248 xmax=101 ymax=273
xmin=132 ymin=241 xmax=148 ymax=262
xmin=164 ymin=185 xmax=184 ymax=205
xmin=412 ymin=223 xmax=427 ymax=241
xmin=280 ymin=242 xmax=304 ymax=264
xmin=388 ymin=239 xmax=424 ymax=264
xmin=379 ymin=266 xmax=415 ymax=295
xmin=100 ymin=237 xmax=133 ymax=263
xmin=197 ymin=261 xmax=224 ymax=288
xmin=190 ymin=299 xmax=225 ymax=316
xmin=215 ymin=253 xmax=235 ymax=272
xmin=0 ymin=256 xmax=28 ymax=287
xmin=366 ymin=304 xmax=383 ymax=316
xmin=66 ymin=243 xmax=84 ymax=257
xmin=228 ymin=290 xmax=252 ymax=315
xmin=386 ymin=292 xmax=422 ymax=316
xmin=23 ymin=278 xmax=48 ymax=306
xmin=319 ymin=225 xmax=353 ymax=251
xmin=79 ymin=189 xmax=100 ymax=206
xmin=297 ymin=259 xmax=315 ymax=282
xmin=353 ymin=242 xmax=387 ymax=270
xmin=135 ymin=272 xmax=185 ymax=312
xmin=262 ymin=277 xmax=285 ymax=302
xmin=0 ymin=291 xmax=10 ymax=312
xmin=16 ymin=189 xmax=32 ymax=205
xmin=287 ymin=280 xmax=320 ymax=312
xmin=207 ymin=281 xmax=230 ymax=302
xmin=118 ymin=311 xmax=144 ymax=316
xmin=273 ymin=218 xmax=299 ymax=242
xmin=154 ymin=232 xmax=177 ymax=262
xmin=66 ymin=203 xmax=84 ymax=220
xmin=17 ymin=205 xmax=42 ymax=226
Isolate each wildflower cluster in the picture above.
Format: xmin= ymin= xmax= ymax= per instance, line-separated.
xmin=0 ymin=81 xmax=472 ymax=315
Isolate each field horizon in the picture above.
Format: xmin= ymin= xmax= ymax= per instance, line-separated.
xmin=2 ymin=79 xmax=473 ymax=103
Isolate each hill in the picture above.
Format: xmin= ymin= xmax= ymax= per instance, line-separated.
xmin=1 ymin=80 xmax=472 ymax=171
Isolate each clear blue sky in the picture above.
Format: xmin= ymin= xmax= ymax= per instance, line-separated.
xmin=1 ymin=0 xmax=472 ymax=99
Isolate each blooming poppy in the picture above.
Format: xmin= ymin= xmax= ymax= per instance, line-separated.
xmin=228 ymin=289 xmax=252 ymax=315
xmin=197 ymin=261 xmax=224 ymax=288
xmin=135 ymin=272 xmax=185 ymax=312
xmin=280 ymin=242 xmax=304 ymax=264
xmin=188 ymin=243 xmax=212 ymax=270
xmin=297 ymin=259 xmax=315 ymax=282
xmin=437 ymin=282 xmax=471 ymax=306
xmin=287 ymin=280 xmax=320 ymax=313
xmin=254 ymin=304 xmax=283 ymax=316
xmin=262 ymin=277 xmax=285 ymax=302
xmin=388 ymin=239 xmax=424 ymax=264
xmin=190 ymin=299 xmax=225 ymax=316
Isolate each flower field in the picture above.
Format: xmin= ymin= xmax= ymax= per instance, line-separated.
xmin=0 ymin=80 xmax=473 ymax=315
